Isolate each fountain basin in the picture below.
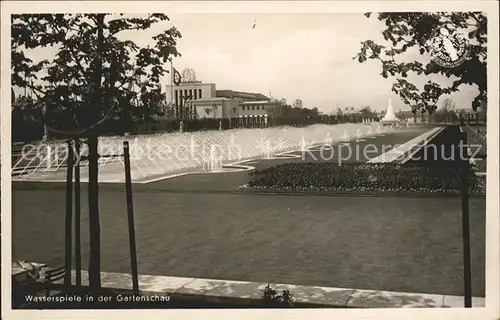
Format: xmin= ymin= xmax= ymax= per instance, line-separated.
xmin=380 ymin=119 xmax=399 ymax=126
xmin=12 ymin=123 xmax=395 ymax=183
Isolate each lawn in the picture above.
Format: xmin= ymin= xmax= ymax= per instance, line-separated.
xmin=12 ymin=189 xmax=485 ymax=297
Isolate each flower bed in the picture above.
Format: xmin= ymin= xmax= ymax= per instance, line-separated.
xmin=245 ymin=162 xmax=485 ymax=194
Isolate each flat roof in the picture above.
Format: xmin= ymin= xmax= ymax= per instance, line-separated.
xmin=188 ymin=98 xmax=229 ymax=102
xmin=216 ymin=90 xmax=269 ymax=101
xmin=240 ymin=100 xmax=275 ymax=104
xmin=166 ymin=83 xmax=216 ymax=87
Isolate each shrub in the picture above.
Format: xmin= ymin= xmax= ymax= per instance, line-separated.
xmin=261 ymin=284 xmax=294 ymax=307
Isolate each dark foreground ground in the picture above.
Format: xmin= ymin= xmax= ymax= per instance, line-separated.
xmin=13 ymin=189 xmax=485 ymax=297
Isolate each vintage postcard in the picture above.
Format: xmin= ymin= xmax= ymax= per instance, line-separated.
xmin=1 ymin=1 xmax=499 ymax=320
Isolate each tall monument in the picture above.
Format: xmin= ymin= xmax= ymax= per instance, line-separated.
xmin=381 ymin=98 xmax=398 ymax=125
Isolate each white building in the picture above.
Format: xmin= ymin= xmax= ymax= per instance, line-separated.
xmin=164 ymin=82 xmax=216 ymax=109
xmin=164 ymin=82 xmax=281 ymax=120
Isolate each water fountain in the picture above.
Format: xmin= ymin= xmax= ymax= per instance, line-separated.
xmin=380 ymin=98 xmax=399 ymax=126
xmin=12 ymin=122 xmax=392 ymax=183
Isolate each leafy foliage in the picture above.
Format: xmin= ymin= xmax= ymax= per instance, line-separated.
xmin=442 ymin=97 xmax=456 ymax=110
xmin=432 ymin=98 xmax=459 ymax=123
xmin=11 ymin=13 xmax=182 ymax=292
xmin=11 ymin=95 xmax=46 ymax=142
xmin=11 ymin=14 xmax=182 ymax=135
xmin=261 ymin=284 xmax=294 ymax=307
xmin=355 ymin=12 xmax=486 ymax=112
xmin=279 ymin=101 xmax=320 ymax=119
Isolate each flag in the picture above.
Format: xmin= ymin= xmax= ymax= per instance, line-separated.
xmin=172 ymin=67 xmax=182 ymax=86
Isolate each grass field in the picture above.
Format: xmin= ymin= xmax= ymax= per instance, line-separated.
xmin=12 ymin=189 xmax=485 ymax=297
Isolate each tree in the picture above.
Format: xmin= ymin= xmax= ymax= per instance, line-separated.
xmin=278 ymin=102 xmax=320 ymax=125
xmin=442 ymin=97 xmax=456 ymax=111
xmin=355 ymin=12 xmax=486 ymax=113
xmin=292 ymin=99 xmax=303 ymax=109
xmin=162 ymin=102 xmax=177 ymax=119
xmin=11 ymin=13 xmax=182 ymax=294
xmin=11 ymin=95 xmax=44 ymax=142
xmin=435 ymin=98 xmax=458 ymax=123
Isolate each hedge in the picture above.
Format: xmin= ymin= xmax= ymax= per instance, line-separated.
xmin=245 ymin=162 xmax=484 ymax=194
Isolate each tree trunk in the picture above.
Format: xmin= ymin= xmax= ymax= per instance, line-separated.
xmin=88 ymin=13 xmax=105 ymax=294
xmin=87 ymin=135 xmax=101 ymax=292
xmin=64 ymin=140 xmax=74 ymax=289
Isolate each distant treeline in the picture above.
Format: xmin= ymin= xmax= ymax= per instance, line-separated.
xmin=12 ymin=97 xmax=484 ymax=143
xmin=12 ymin=109 xmax=377 ymax=143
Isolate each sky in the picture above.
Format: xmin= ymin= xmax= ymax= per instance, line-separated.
xmin=20 ymin=13 xmax=480 ymax=113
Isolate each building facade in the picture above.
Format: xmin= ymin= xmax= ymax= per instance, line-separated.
xmin=164 ymin=82 xmax=281 ymax=120
xmin=191 ymin=98 xmax=240 ymax=119
xmin=164 ymin=82 xmax=216 ymax=118
xmin=239 ymin=100 xmax=279 ymax=117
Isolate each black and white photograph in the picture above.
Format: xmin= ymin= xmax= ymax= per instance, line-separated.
xmin=1 ymin=1 xmax=499 ymax=319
